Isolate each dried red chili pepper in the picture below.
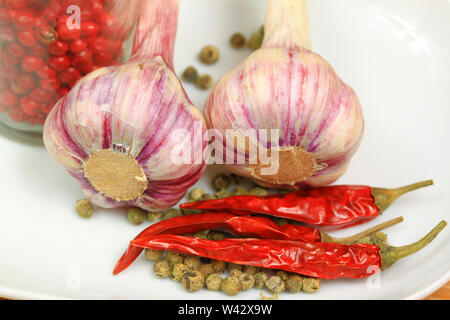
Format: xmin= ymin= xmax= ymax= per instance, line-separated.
xmin=130 ymin=220 xmax=446 ymax=279
xmin=113 ymin=212 xmax=403 ymax=275
xmin=180 ymin=180 xmax=433 ymax=229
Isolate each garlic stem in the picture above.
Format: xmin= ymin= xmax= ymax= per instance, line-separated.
xmin=131 ymin=0 xmax=179 ymax=69
xmin=262 ymin=0 xmax=312 ymax=50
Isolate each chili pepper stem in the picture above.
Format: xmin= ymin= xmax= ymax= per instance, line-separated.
xmin=380 ymin=220 xmax=447 ymax=270
xmin=321 ymin=217 xmax=404 ymax=245
xmin=372 ymin=179 xmax=434 ymax=213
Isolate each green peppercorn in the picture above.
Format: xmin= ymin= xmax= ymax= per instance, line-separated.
xmin=276 ymin=271 xmax=289 ymax=282
xmin=182 ymin=66 xmax=198 ymax=83
xmin=230 ymin=33 xmax=246 ymax=49
xmin=230 ymin=173 xmax=245 ymax=185
xmin=172 ymin=263 xmax=192 ymax=282
xmin=302 ymin=277 xmax=321 ymax=293
xmin=239 ymin=273 xmax=255 ymax=291
xmin=221 ymin=276 xmax=242 ymax=296
xmin=127 ymin=207 xmax=147 ymax=225
xmin=211 ymin=260 xmax=227 ymax=273
xmin=231 ymin=187 xmax=247 ymax=196
xmin=196 ymin=74 xmax=214 ymax=90
xmin=162 ymin=208 xmax=182 ymax=221
xmin=254 ymin=272 xmax=268 ymax=289
xmin=193 ymin=231 xmax=208 ymax=239
xmin=213 ymin=174 xmax=231 ymax=190
xmin=153 ymin=260 xmax=172 ymax=278
xmin=248 ymin=25 xmax=264 ymax=51
xmin=189 ymin=187 xmax=205 ymax=201
xmin=265 ymin=276 xmax=285 ymax=294
xmin=249 ymin=187 xmax=268 ymax=196
xmin=227 ymin=263 xmax=243 ymax=274
xmin=206 ymin=274 xmax=223 ymax=291
xmin=198 ymin=263 xmax=215 ymax=279
xmin=215 ymin=188 xmax=230 ymax=199
xmin=230 ymin=268 xmax=243 ymax=277
xmin=274 ymin=218 xmax=289 ymax=226
xmin=207 ymin=231 xmax=225 ymax=241
xmin=184 ymin=255 xmax=202 ymax=270
xmin=75 ymin=199 xmax=93 ymax=218
xmin=147 ymin=211 xmax=162 ymax=222
xmin=166 ymin=251 xmax=184 ymax=266
xmin=145 ymin=249 xmax=163 ymax=261
xmin=199 ymin=45 xmax=219 ymax=64
xmin=285 ymin=275 xmax=303 ymax=293
xmin=243 ymin=265 xmax=259 ymax=275
xmin=200 ymin=193 xmax=217 ymax=201
xmin=248 ymin=32 xmax=263 ymax=50
xmin=182 ymin=271 xmax=205 ymax=292
xmin=181 ymin=208 xmax=201 ymax=215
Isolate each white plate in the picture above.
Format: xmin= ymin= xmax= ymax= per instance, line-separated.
xmin=0 ymin=0 xmax=449 ymax=300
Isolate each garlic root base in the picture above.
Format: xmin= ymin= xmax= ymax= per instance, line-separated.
xmin=83 ymin=150 xmax=148 ymax=202
xmin=249 ymin=146 xmax=317 ymax=186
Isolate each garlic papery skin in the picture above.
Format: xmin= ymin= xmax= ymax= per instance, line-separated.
xmin=204 ymin=0 xmax=364 ymax=189
xmin=43 ymin=0 xmax=207 ymax=211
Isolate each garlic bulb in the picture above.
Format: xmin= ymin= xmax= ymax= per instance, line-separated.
xmin=43 ymin=0 xmax=207 ymax=211
xmin=205 ymin=0 xmax=364 ymax=188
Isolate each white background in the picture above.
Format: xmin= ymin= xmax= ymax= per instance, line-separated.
xmin=0 ymin=0 xmax=449 ymax=299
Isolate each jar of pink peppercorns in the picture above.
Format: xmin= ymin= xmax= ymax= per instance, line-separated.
xmin=0 ymin=0 xmax=140 ymax=143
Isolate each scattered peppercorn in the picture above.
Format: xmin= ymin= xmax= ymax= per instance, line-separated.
xmin=182 ymin=66 xmax=198 ymax=83
xmin=127 ymin=207 xmax=147 ymax=225
xmin=147 ymin=211 xmax=162 ymax=222
xmin=248 ymin=26 xmax=264 ymax=51
xmin=166 ymin=251 xmax=184 ymax=266
xmin=193 ymin=231 xmax=208 ymax=239
xmin=182 ymin=271 xmax=205 ymax=292
xmin=231 ymin=187 xmax=247 ymax=196
xmin=199 ymin=45 xmax=219 ymax=64
xmin=195 ymin=74 xmax=214 ymax=90
xmin=163 ymin=208 xmax=182 ymax=220
xmin=230 ymin=268 xmax=243 ymax=277
xmin=184 ymin=255 xmax=202 ymax=270
xmin=254 ymin=272 xmax=268 ymax=289
xmin=172 ymin=263 xmax=192 ymax=282
xmin=249 ymin=187 xmax=268 ymax=196
xmin=213 ymin=174 xmax=231 ymax=190
xmin=230 ymin=33 xmax=246 ymax=49
xmin=215 ymin=188 xmax=230 ymax=199
xmin=198 ymin=263 xmax=215 ymax=279
xmin=265 ymin=276 xmax=285 ymax=294
xmin=189 ymin=187 xmax=205 ymax=201
xmin=75 ymin=199 xmax=93 ymax=218
xmin=274 ymin=218 xmax=289 ymax=226
xmin=243 ymin=265 xmax=259 ymax=275
xmin=302 ymin=277 xmax=321 ymax=293
xmin=206 ymin=274 xmax=223 ymax=291
xmin=145 ymin=249 xmax=164 ymax=261
xmin=153 ymin=260 xmax=173 ymax=278
xmin=207 ymin=231 xmax=225 ymax=241
xmin=276 ymin=271 xmax=289 ymax=282
xmin=221 ymin=276 xmax=242 ymax=296
xmin=285 ymin=275 xmax=303 ymax=293
xmin=239 ymin=273 xmax=255 ymax=291
xmin=200 ymin=193 xmax=216 ymax=201
xmin=211 ymin=260 xmax=227 ymax=274
xmin=230 ymin=174 xmax=245 ymax=185
xmin=227 ymin=263 xmax=243 ymax=274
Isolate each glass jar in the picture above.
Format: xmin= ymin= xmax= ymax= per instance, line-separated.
xmin=0 ymin=0 xmax=140 ymax=144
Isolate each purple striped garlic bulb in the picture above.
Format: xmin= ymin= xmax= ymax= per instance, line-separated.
xmin=205 ymin=0 xmax=364 ymax=189
xmin=43 ymin=0 xmax=207 ymax=211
